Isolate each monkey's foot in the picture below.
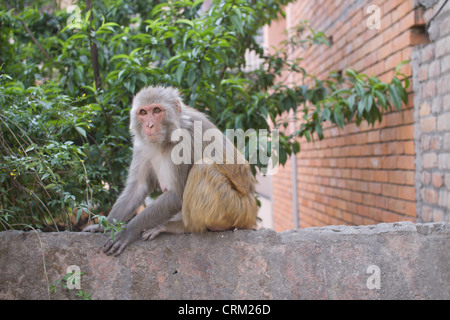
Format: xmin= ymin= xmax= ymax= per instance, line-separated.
xmin=141 ymin=226 xmax=165 ymax=241
xmin=82 ymin=224 xmax=104 ymax=233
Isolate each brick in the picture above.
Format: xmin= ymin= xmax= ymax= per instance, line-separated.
xmin=432 ymin=97 xmax=442 ymax=114
xmin=442 ymin=55 xmax=450 ymax=73
xmin=432 ymin=135 xmax=442 ymax=150
xmin=420 ymin=116 xmax=436 ymax=132
xmin=421 ymin=205 xmax=433 ymax=222
xmin=399 ymin=10 xmax=416 ymax=32
xmin=445 ymin=174 xmax=450 ymax=190
xmin=382 ymin=184 xmax=398 ymax=197
xmin=438 ymin=153 xmax=450 ymax=170
xmin=423 ymin=80 xmax=437 ymax=98
xmin=421 ymin=44 xmax=435 ymax=62
xmin=436 ymin=35 xmax=450 ymax=58
xmin=386 ymin=51 xmax=403 ymax=70
xmin=398 ymin=185 xmax=416 ymax=201
xmin=438 ymin=74 xmax=450 ymax=94
xmin=445 ymin=133 xmax=450 ymax=150
xmin=401 ymin=46 xmax=414 ymax=61
xmin=380 ymin=127 xmax=397 ymax=142
xmin=388 ymin=141 xmax=405 ymax=154
xmin=423 ymin=152 xmax=438 ymax=168
xmin=397 ymin=155 xmax=415 ymax=170
xmin=422 ymin=171 xmax=431 ymax=186
xmin=445 ymin=94 xmax=450 ymax=111
xmin=421 ymin=134 xmax=431 ymax=150
xmin=396 ymin=0 xmax=415 ymax=19
xmin=432 ymin=172 xmax=443 ymax=188
xmin=397 ymin=124 xmax=414 ymax=140
xmin=422 ymin=188 xmax=438 ymax=204
xmin=419 ymin=65 xmax=429 ymax=81
xmin=437 ymin=112 xmax=450 ymax=131
xmin=440 ymin=13 xmax=450 ymax=37
xmin=419 ymin=101 xmax=431 ymax=116
xmin=433 ymin=208 xmax=445 ymax=221
xmin=429 ymin=59 xmax=441 ymax=78
xmin=382 ymin=0 xmax=401 ymax=15
xmin=404 ymin=141 xmax=415 ymax=155
xmin=391 ymin=170 xmax=415 ymax=185
xmin=439 ymin=190 xmax=448 ymax=208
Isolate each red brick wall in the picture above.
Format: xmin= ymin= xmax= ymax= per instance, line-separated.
xmin=268 ymin=0 xmax=428 ymax=231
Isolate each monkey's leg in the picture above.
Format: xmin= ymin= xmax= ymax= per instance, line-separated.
xmin=182 ymin=163 xmax=258 ymax=233
xmin=141 ymin=220 xmax=186 ymax=241
xmin=141 ymin=212 xmax=186 ymax=240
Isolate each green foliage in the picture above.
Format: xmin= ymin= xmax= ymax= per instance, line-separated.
xmin=50 ymin=270 xmax=92 ymax=300
xmin=94 ymin=214 xmax=126 ymax=241
xmin=0 ymin=0 xmax=409 ymax=231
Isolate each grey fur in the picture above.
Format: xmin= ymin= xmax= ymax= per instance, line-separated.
xmin=84 ymin=86 xmax=226 ymax=256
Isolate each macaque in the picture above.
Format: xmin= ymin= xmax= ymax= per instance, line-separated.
xmin=83 ymin=86 xmax=258 ymax=256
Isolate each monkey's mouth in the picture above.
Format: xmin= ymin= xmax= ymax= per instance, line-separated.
xmin=145 ymin=132 xmax=163 ymax=141
xmin=143 ymin=127 xmax=162 ymax=137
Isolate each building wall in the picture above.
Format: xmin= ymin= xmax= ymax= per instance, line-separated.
xmin=267 ymin=0 xmax=447 ymax=231
xmin=412 ymin=0 xmax=450 ymax=222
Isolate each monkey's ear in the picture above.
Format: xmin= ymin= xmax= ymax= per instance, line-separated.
xmin=175 ymin=100 xmax=182 ymax=114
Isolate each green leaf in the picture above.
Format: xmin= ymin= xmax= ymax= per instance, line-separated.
xmin=176 ymin=19 xmax=194 ymax=28
xmin=75 ymin=126 xmax=87 ymax=138
xmin=333 ymin=104 xmax=345 ymax=128
xmin=321 ymin=107 xmax=331 ymax=121
xmin=137 ymin=73 xmax=147 ymax=84
xmin=230 ymin=14 xmax=244 ymax=35
xmin=354 ymin=82 xmax=365 ymax=97
xmin=201 ymin=61 xmax=211 ymax=77
xmin=374 ymin=90 xmax=387 ymax=110
xmin=187 ymin=69 xmax=196 ymax=87
xmin=176 ymin=61 xmax=187 ymax=85
xmin=395 ymin=60 xmax=410 ymax=73
xmin=346 ymin=69 xmax=357 ymax=79
xmin=357 ymin=98 xmax=365 ymax=116
xmin=347 ymin=94 xmax=356 ymax=111
xmin=393 ymin=77 xmax=408 ymax=104
xmin=365 ymin=93 xmax=373 ymax=113
xmin=44 ymin=183 xmax=57 ymax=190
xmin=389 ymin=84 xmax=402 ymax=111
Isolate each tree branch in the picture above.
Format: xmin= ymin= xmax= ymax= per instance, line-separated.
xmin=19 ymin=20 xmax=52 ymax=62
xmin=86 ymin=0 xmax=102 ymax=90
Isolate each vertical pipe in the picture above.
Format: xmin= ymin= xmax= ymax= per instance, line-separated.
xmin=286 ymin=3 xmax=299 ymax=229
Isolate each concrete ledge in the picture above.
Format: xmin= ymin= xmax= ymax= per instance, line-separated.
xmin=0 ymin=222 xmax=449 ymax=299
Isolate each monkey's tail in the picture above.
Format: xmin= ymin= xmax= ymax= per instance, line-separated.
xmin=217 ymin=164 xmax=255 ymax=195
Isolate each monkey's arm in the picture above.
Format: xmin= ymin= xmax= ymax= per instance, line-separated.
xmin=83 ymin=148 xmax=157 ymax=233
xmin=103 ymin=190 xmax=182 ymax=256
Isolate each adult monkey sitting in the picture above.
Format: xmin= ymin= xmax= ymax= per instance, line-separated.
xmin=83 ymin=86 xmax=258 ymax=256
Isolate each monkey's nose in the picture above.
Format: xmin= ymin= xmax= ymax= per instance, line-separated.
xmin=146 ymin=122 xmax=154 ymax=128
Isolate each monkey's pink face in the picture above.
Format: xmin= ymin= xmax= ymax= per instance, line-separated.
xmin=137 ymin=104 xmax=166 ymax=142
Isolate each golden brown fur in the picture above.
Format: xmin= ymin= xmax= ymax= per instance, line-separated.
xmin=182 ymin=162 xmax=258 ymax=233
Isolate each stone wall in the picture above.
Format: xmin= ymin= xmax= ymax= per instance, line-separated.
xmin=1 ymin=222 xmax=448 ymax=300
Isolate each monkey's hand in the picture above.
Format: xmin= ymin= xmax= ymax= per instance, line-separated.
xmin=103 ymin=226 xmax=140 ymax=256
xmin=82 ymin=224 xmax=104 ymax=233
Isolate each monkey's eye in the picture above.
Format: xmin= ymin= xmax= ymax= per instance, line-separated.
xmin=153 ymin=107 xmax=162 ymax=114
xmin=139 ymin=109 xmax=148 ymax=116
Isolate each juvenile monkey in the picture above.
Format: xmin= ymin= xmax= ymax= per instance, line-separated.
xmin=83 ymin=86 xmax=258 ymax=256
